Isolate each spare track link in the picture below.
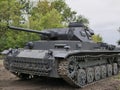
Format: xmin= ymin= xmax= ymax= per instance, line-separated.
xmin=58 ymin=54 xmax=119 ymax=87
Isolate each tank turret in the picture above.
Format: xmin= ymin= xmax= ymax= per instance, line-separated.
xmin=8 ymin=22 xmax=94 ymax=42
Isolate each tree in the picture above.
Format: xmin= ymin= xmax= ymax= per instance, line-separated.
xmin=118 ymin=27 xmax=120 ymax=45
xmin=30 ymin=0 xmax=89 ymax=27
xmin=0 ymin=0 xmax=34 ymax=51
xmin=29 ymin=0 xmax=63 ymax=30
xmin=75 ymin=15 xmax=89 ymax=26
xmin=0 ymin=0 xmax=9 ymax=35
xmin=92 ymin=34 xmax=103 ymax=43
xmin=41 ymin=9 xmax=63 ymax=29
xmin=51 ymin=0 xmax=89 ymax=25
xmin=0 ymin=0 xmax=11 ymax=51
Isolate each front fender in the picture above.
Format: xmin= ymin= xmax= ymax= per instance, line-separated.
xmin=53 ymin=50 xmax=80 ymax=59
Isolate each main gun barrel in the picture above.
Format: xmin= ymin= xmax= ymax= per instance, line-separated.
xmin=8 ymin=26 xmax=50 ymax=36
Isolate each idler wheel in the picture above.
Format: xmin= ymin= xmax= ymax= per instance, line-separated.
xmin=101 ymin=65 xmax=107 ymax=79
xmin=86 ymin=68 xmax=94 ymax=83
xmin=113 ymin=63 xmax=118 ymax=75
xmin=77 ymin=69 xmax=86 ymax=87
xmin=107 ymin=64 xmax=112 ymax=77
xmin=94 ymin=66 xmax=101 ymax=81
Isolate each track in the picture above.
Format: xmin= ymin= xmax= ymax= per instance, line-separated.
xmin=58 ymin=54 xmax=120 ymax=87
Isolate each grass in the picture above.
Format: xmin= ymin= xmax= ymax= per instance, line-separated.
xmin=115 ymin=73 xmax=120 ymax=79
xmin=0 ymin=55 xmax=3 ymax=59
xmin=0 ymin=55 xmax=3 ymax=65
xmin=0 ymin=60 xmax=3 ymax=65
xmin=0 ymin=55 xmax=2 ymax=58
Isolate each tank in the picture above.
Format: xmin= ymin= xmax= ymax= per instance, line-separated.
xmin=2 ymin=22 xmax=120 ymax=87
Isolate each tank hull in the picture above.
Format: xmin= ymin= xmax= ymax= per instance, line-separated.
xmin=3 ymin=41 xmax=120 ymax=87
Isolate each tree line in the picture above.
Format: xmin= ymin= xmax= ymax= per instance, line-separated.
xmin=0 ymin=0 xmax=102 ymax=52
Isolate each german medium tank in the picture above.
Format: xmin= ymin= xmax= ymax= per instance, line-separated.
xmin=2 ymin=22 xmax=120 ymax=87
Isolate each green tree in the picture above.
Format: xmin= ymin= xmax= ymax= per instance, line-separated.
xmin=40 ymin=9 xmax=63 ymax=29
xmin=0 ymin=0 xmax=11 ymax=51
xmin=0 ymin=0 xmax=34 ymax=51
xmin=92 ymin=34 xmax=103 ymax=43
xmin=0 ymin=0 xmax=10 ymax=33
xmin=30 ymin=0 xmax=89 ymax=27
xmin=75 ymin=15 xmax=89 ymax=26
xmin=51 ymin=0 xmax=89 ymax=25
xmin=29 ymin=0 xmax=63 ymax=30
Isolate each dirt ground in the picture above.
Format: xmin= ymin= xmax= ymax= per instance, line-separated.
xmin=1 ymin=60 xmax=120 ymax=90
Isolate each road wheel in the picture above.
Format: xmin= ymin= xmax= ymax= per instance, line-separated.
xmin=107 ymin=64 xmax=112 ymax=77
xmin=86 ymin=68 xmax=94 ymax=83
xmin=113 ymin=63 xmax=118 ymax=75
xmin=94 ymin=66 xmax=101 ymax=81
xmin=77 ymin=69 xmax=86 ymax=87
xmin=101 ymin=65 xmax=107 ymax=79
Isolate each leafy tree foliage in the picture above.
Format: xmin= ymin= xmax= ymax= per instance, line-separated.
xmin=51 ymin=0 xmax=89 ymax=25
xmin=92 ymin=34 xmax=103 ymax=43
xmin=29 ymin=0 xmax=63 ymax=30
xmin=51 ymin=0 xmax=76 ymax=22
xmin=0 ymin=0 xmax=12 ymax=51
xmin=0 ymin=0 xmax=33 ymax=51
xmin=30 ymin=0 xmax=89 ymax=29
xmin=40 ymin=9 xmax=63 ymax=29
xmin=75 ymin=15 xmax=89 ymax=26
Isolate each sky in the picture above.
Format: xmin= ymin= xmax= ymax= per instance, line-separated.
xmin=65 ymin=0 xmax=120 ymax=45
